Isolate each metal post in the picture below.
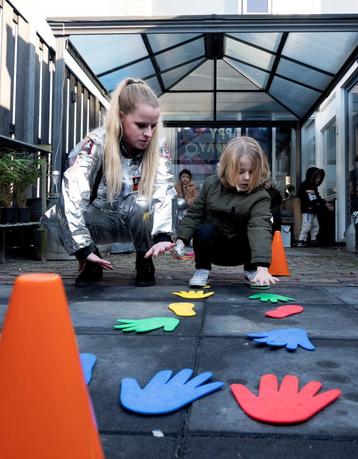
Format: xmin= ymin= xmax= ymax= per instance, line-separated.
xmin=52 ymin=37 xmax=67 ymax=183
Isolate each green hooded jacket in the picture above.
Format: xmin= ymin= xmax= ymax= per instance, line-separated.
xmin=177 ymin=175 xmax=272 ymax=266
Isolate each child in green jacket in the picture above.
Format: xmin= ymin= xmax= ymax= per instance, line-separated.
xmin=173 ymin=136 xmax=278 ymax=288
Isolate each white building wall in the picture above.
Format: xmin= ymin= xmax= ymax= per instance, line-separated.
xmin=304 ymin=62 xmax=358 ymax=242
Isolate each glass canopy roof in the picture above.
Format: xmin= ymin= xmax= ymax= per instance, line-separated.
xmin=49 ymin=15 xmax=358 ymax=124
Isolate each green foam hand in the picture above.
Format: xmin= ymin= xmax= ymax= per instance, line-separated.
xmin=114 ymin=317 xmax=179 ymax=333
xmin=249 ymin=293 xmax=295 ymax=303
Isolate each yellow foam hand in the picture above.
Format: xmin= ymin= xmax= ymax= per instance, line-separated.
xmin=171 ymin=290 xmax=215 ymax=299
xmin=168 ymin=302 xmax=196 ymax=317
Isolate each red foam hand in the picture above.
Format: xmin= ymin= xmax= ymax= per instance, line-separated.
xmin=231 ymin=374 xmax=341 ymax=424
xmin=265 ymin=305 xmax=304 ymax=319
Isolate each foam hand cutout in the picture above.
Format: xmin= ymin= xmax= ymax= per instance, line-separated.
xmin=114 ymin=317 xmax=179 ymax=333
xmin=247 ymin=328 xmax=314 ymax=351
xmin=172 ymin=290 xmax=214 ymax=299
xmin=265 ymin=305 xmax=304 ymax=318
xmin=168 ymin=302 xmax=196 ymax=317
xmin=80 ymin=353 xmax=96 ymax=385
xmin=120 ymin=369 xmax=224 ymax=414
xmin=231 ymin=374 xmax=341 ymax=424
xmin=249 ymin=293 xmax=294 ymax=303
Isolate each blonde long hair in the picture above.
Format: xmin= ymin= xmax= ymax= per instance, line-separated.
xmin=217 ymin=136 xmax=270 ymax=193
xmin=104 ymin=78 xmax=160 ymax=203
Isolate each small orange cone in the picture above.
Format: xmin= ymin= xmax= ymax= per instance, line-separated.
xmin=269 ymin=230 xmax=291 ymax=276
xmin=0 ymin=273 xmax=104 ymax=459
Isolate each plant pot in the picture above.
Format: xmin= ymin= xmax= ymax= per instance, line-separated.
xmin=17 ymin=207 xmax=31 ymax=223
xmin=0 ymin=207 xmax=18 ymax=224
xmin=26 ymin=197 xmax=47 ymax=221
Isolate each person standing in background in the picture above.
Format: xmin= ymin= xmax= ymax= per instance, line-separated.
xmin=297 ymin=167 xmax=333 ymax=247
xmin=175 ymin=169 xmax=198 ymax=207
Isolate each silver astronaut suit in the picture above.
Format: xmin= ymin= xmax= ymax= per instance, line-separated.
xmin=42 ymin=128 xmax=176 ymax=258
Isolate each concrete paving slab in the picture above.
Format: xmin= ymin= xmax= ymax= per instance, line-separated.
xmin=101 ymin=434 xmax=178 ymax=459
xmin=211 ymin=285 xmax=344 ymax=304
xmin=190 ymin=338 xmax=358 ymax=435
xmin=78 ymin=334 xmax=197 ymax=433
xmin=322 ymin=287 xmax=358 ymax=305
xmin=0 ymin=284 xmax=12 ymax=303
xmin=183 ymin=436 xmax=358 ymax=459
xmin=67 ymin=284 xmax=201 ymax=302
xmin=69 ymin=300 xmax=203 ymax=335
xmin=204 ymin=302 xmax=358 ymax=339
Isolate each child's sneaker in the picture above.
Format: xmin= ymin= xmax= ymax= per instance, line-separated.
xmin=244 ymin=270 xmax=270 ymax=289
xmin=189 ymin=269 xmax=210 ymax=288
xmin=296 ymin=240 xmax=307 ymax=247
xmin=244 ymin=270 xmax=257 ymax=285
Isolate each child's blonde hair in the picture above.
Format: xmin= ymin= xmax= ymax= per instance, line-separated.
xmin=217 ymin=136 xmax=270 ymax=192
xmin=104 ymin=77 xmax=160 ymax=203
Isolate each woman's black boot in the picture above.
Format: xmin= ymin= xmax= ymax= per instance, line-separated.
xmin=75 ymin=249 xmax=103 ymax=287
xmin=135 ymin=251 xmax=155 ymax=287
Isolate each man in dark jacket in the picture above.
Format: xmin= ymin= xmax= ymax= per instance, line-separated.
xmin=297 ymin=167 xmax=332 ymax=247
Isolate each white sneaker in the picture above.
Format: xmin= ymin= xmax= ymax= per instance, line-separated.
xmin=244 ymin=270 xmax=270 ymax=289
xmin=189 ymin=269 xmax=210 ymax=288
xmin=244 ymin=270 xmax=257 ymax=285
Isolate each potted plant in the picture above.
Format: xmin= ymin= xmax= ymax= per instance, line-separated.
xmin=0 ymin=152 xmax=19 ymax=223
xmin=12 ymin=153 xmax=46 ymax=222
xmin=0 ymin=151 xmax=46 ymax=223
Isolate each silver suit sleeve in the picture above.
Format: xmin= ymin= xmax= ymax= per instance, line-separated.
xmin=151 ymin=143 xmax=176 ymax=237
xmin=55 ymin=137 xmax=103 ymax=254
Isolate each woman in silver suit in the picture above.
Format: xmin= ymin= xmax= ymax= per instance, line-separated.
xmin=43 ymin=78 xmax=176 ymax=287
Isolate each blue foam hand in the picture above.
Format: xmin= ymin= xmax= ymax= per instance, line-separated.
xmin=80 ymin=353 xmax=96 ymax=384
xmin=120 ymin=369 xmax=224 ymax=414
xmin=247 ymin=328 xmax=315 ymax=351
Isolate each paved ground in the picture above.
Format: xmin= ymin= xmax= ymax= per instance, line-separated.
xmin=0 ymin=246 xmax=358 ymax=458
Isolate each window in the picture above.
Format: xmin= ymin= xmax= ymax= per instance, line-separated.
xmin=243 ymin=0 xmax=271 ymax=14
xmin=322 ymin=119 xmax=336 ymax=198
xmin=176 ymin=127 xmax=239 ymax=186
xmin=347 ymin=78 xmax=358 ymax=214
xmin=302 ymin=120 xmax=316 ymax=176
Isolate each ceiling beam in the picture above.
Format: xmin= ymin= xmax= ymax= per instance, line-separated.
xmin=48 ymin=14 xmax=358 ymax=36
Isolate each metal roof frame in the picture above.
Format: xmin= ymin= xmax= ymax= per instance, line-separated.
xmin=48 ymin=14 xmax=358 ymax=126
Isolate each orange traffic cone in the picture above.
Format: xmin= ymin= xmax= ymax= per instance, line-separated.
xmin=269 ymin=230 xmax=291 ymax=276
xmin=0 ymin=273 xmax=104 ymax=459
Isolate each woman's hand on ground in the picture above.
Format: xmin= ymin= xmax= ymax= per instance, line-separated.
xmin=86 ymin=252 xmax=114 ymax=270
xmin=145 ymin=241 xmax=176 ymax=258
xmin=252 ymin=267 xmax=279 ymax=286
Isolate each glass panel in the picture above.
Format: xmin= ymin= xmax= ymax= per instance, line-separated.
xmin=99 ymin=59 xmax=155 ymax=91
xmin=302 ymin=120 xmax=316 ymax=178
xmin=225 ymin=36 xmax=275 ymax=71
xmin=171 ymin=60 xmax=213 ymax=90
xmin=216 ymin=92 xmax=295 ymax=120
xmin=269 ymin=76 xmax=320 ymax=118
xmin=225 ymin=58 xmax=269 ymax=87
xmin=283 ymin=32 xmax=358 ymax=74
xmin=161 ymin=58 xmax=204 ymax=89
xmin=70 ymin=35 xmax=147 ymax=74
xmin=275 ymin=127 xmax=292 ymax=197
xmin=217 ymin=60 xmax=260 ymax=90
xmin=228 ymin=32 xmax=282 ymax=52
xmin=176 ymin=127 xmax=239 ymax=185
xmin=347 ymin=80 xmax=358 ymax=215
xmin=246 ymin=127 xmax=271 ymax=160
xmin=147 ymin=33 xmax=201 ymax=53
xmin=322 ymin=119 xmax=337 ymax=197
xmin=277 ymin=59 xmax=332 ymax=91
xmin=144 ymin=77 xmax=162 ymax=96
xmin=244 ymin=0 xmax=269 ymax=13
xmin=159 ymin=92 xmax=213 ymax=121
xmin=156 ymin=38 xmax=204 ymax=71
